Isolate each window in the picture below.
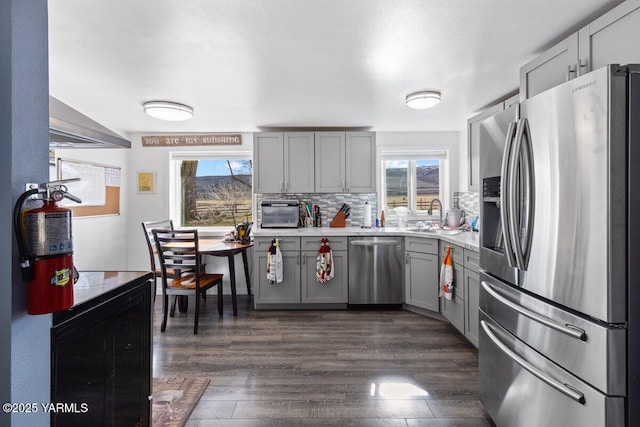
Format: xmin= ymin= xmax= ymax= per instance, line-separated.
xmin=170 ymin=152 xmax=253 ymax=229
xmin=381 ymin=153 xmax=445 ymax=214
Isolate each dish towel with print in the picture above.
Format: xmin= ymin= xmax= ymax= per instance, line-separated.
xmin=316 ymin=238 xmax=334 ymax=283
xmin=266 ymin=239 xmax=284 ymax=284
xmin=439 ymin=245 xmax=454 ymax=300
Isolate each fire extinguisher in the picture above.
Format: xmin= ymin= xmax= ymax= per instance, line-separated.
xmin=13 ymin=179 xmax=82 ymax=315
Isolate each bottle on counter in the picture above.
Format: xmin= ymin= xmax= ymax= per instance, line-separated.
xmin=380 ymin=210 xmax=385 ymax=227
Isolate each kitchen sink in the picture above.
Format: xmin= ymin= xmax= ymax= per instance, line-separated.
xmin=406 ymin=228 xmax=463 ymax=236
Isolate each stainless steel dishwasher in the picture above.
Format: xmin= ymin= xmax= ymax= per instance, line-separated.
xmin=348 ymin=236 xmax=403 ymax=305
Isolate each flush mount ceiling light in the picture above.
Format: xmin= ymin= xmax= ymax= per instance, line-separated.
xmin=143 ymin=101 xmax=194 ymax=121
xmin=405 ymin=91 xmax=441 ymax=109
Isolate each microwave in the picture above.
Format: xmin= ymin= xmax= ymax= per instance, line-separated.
xmin=261 ymin=200 xmax=299 ymax=228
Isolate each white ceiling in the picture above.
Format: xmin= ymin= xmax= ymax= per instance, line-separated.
xmin=47 ymin=0 xmax=622 ymax=134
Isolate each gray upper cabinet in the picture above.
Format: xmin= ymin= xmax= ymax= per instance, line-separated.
xmin=520 ymin=33 xmax=579 ymax=100
xmin=578 ymin=0 xmax=640 ymax=73
xmin=253 ymin=132 xmax=314 ymax=193
xmin=315 ymin=132 xmax=346 ymax=193
xmin=316 ymin=131 xmax=376 ymax=193
xmin=345 ymin=132 xmax=376 ymax=193
xmin=284 ymin=132 xmax=315 ymax=193
xmin=467 ymin=102 xmax=505 ymax=192
xmin=520 ymin=0 xmax=640 ymax=99
xmin=467 ymin=94 xmax=517 ymax=192
xmin=253 ymin=132 xmax=285 ymax=193
xmin=255 ymin=131 xmax=375 ymax=194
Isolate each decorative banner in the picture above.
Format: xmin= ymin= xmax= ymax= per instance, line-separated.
xmin=141 ymin=134 xmax=242 ymax=147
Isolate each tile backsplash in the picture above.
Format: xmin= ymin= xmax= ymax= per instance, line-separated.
xmin=256 ymin=192 xmax=479 ymax=227
xmin=454 ymin=191 xmax=479 ymax=218
xmin=256 ymin=193 xmax=378 ymax=227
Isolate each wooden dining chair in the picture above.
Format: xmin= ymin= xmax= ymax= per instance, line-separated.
xmin=152 ymin=228 xmax=224 ymax=334
xmin=142 ymin=219 xmax=175 ymax=300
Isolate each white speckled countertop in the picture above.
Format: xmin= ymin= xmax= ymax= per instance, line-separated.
xmin=253 ymin=226 xmax=480 ymax=251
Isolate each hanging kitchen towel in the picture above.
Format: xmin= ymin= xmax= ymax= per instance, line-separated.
xmin=439 ymin=245 xmax=454 ymax=300
xmin=266 ymin=239 xmax=276 ymax=284
xmin=274 ymin=239 xmax=283 ymax=283
xmin=316 ymin=238 xmax=334 ymax=283
xmin=267 ymin=239 xmax=284 ymax=284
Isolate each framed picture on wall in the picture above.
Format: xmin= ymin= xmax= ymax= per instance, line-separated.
xmin=137 ymin=171 xmax=156 ymax=194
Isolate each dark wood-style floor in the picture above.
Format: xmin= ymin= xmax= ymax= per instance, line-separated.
xmin=152 ymin=295 xmax=495 ymax=426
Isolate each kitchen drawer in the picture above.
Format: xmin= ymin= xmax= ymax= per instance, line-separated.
xmin=253 ymin=236 xmax=300 ymax=252
xmin=302 ymin=236 xmax=348 ymax=252
xmin=405 ymin=236 xmax=438 ymax=255
xmin=463 ymin=249 xmax=480 ymax=273
xmin=479 ymin=312 xmax=625 ymax=427
xmin=440 ymin=241 xmax=463 ymax=266
xmin=480 ymin=272 xmax=625 ymax=395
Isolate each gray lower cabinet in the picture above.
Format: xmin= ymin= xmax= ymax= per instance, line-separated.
xmin=254 ymin=237 xmax=301 ymax=304
xmin=301 ymin=249 xmax=348 ymax=303
xmin=254 ymin=236 xmax=348 ymax=305
xmin=463 ymin=247 xmax=480 ymax=347
xmin=440 ymin=242 xmax=465 ymax=334
xmin=464 ymin=267 xmax=480 ymax=347
xmin=404 ymin=237 xmax=439 ymax=312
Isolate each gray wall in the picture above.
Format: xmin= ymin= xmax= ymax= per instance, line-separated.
xmin=5 ymin=0 xmax=51 ymax=425
xmin=0 ymin=0 xmax=12 ymax=425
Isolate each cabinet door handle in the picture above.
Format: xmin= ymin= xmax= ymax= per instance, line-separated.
xmin=567 ymin=64 xmax=577 ymax=81
xmin=578 ymin=59 xmax=588 ymax=76
xmin=405 ymin=253 xmax=410 ymax=264
xmin=302 ymin=253 xmax=306 ymax=265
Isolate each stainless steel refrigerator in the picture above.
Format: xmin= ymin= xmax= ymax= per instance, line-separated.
xmin=478 ymin=64 xmax=639 ymax=427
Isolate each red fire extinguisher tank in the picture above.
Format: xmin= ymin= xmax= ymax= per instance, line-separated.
xmin=24 ymin=200 xmax=74 ymax=314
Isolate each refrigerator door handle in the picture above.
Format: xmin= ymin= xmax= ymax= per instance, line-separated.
xmin=519 ymin=118 xmax=535 ymax=269
xmin=508 ymin=118 xmax=535 ymax=271
xmin=481 ymin=281 xmax=587 ymax=341
xmin=481 ymin=320 xmax=586 ymax=404
xmin=500 ymin=121 xmax=518 ymax=268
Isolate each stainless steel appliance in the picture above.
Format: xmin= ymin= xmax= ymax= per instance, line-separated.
xmin=478 ymin=64 xmax=639 ymax=427
xmin=348 ymin=236 xmax=403 ymax=305
xmin=260 ymin=199 xmax=299 ymax=228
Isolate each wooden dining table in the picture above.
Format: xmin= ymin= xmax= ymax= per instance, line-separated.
xmin=198 ymin=239 xmax=252 ymax=316
xmin=166 ymin=238 xmax=253 ymax=317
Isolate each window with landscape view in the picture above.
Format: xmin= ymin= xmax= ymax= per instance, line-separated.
xmin=176 ymin=158 xmax=253 ymax=228
xmin=383 ymin=159 xmax=440 ymax=212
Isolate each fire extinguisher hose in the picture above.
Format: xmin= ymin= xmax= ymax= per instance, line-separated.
xmin=13 ymin=188 xmax=39 ymax=282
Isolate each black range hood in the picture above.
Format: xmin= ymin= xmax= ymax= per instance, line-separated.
xmin=49 ymin=96 xmax=131 ymax=149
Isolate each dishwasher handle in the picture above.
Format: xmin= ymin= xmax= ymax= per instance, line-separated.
xmin=350 ymin=239 xmax=402 ymax=247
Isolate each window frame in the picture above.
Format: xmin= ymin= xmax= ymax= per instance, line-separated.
xmin=169 ymin=150 xmax=253 ymax=233
xmin=379 ymin=150 xmax=449 ymax=216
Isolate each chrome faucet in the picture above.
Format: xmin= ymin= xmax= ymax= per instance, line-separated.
xmin=427 ymin=198 xmax=444 ymax=228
